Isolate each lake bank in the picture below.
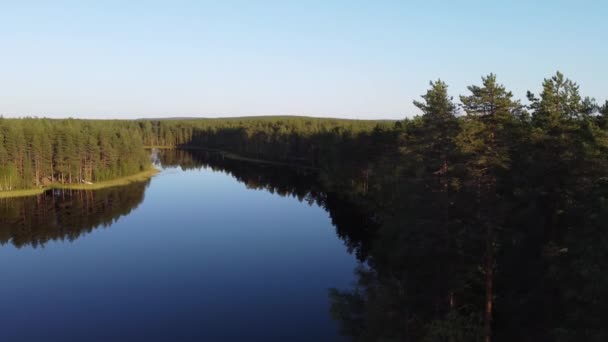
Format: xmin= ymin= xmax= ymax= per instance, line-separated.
xmin=0 ymin=168 xmax=159 ymax=199
xmin=146 ymin=146 xmax=319 ymax=170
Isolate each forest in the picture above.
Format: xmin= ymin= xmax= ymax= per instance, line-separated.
xmin=2 ymin=71 xmax=606 ymax=196
xmin=0 ymin=119 xmax=150 ymax=191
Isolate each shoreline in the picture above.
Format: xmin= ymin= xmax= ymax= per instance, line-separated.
xmin=145 ymin=145 xmax=319 ymax=170
xmin=0 ymin=168 xmax=160 ymax=200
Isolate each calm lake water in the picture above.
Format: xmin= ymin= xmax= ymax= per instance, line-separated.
xmin=0 ymin=150 xmax=357 ymax=341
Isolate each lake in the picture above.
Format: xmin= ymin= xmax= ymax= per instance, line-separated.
xmin=0 ymin=150 xmax=357 ymax=341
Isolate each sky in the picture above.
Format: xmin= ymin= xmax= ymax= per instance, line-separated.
xmin=0 ymin=0 xmax=606 ymax=120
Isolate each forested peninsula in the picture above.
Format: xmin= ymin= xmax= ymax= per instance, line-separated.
xmin=1 ymin=72 xmax=607 ymax=198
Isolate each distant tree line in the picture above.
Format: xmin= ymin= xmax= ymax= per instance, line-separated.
xmin=137 ymin=116 xmax=391 ymax=167
xmin=136 ymin=72 xmax=607 ymax=177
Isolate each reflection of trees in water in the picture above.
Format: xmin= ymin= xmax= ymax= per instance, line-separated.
xmin=159 ymin=149 xmax=379 ymax=260
xmin=0 ymin=181 xmax=150 ymax=248
xmin=162 ymin=149 xmax=608 ymax=342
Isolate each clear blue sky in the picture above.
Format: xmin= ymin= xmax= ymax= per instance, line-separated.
xmin=1 ymin=0 xmax=606 ymax=119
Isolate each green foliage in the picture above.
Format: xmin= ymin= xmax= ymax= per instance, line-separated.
xmin=410 ymin=80 xmax=459 ymax=177
xmin=0 ymin=119 xmax=150 ymax=191
xmin=136 ymin=116 xmax=392 ymax=169
xmin=458 ymin=74 xmax=523 ymax=177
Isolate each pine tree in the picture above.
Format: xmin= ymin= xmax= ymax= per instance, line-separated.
xmin=413 ymin=79 xmax=459 ymax=184
xmin=458 ymin=74 xmax=521 ymax=342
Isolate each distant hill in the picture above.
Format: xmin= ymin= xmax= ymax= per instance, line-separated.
xmin=136 ymin=115 xmax=397 ymax=123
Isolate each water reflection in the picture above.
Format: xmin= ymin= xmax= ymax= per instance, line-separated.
xmin=158 ymin=149 xmax=379 ymax=260
xmin=0 ymin=181 xmax=150 ymax=248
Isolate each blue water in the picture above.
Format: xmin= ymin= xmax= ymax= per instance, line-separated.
xmin=0 ymin=165 xmax=356 ymax=341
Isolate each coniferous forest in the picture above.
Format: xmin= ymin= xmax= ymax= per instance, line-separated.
xmin=2 ymin=72 xmax=606 ymax=194
xmin=0 ymin=119 xmax=150 ymax=191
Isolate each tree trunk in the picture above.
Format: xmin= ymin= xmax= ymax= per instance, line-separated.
xmin=484 ymin=225 xmax=494 ymax=342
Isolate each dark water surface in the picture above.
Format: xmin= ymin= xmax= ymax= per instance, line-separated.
xmin=0 ymin=150 xmax=356 ymax=341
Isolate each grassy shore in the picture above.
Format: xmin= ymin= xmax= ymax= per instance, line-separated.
xmin=215 ymin=150 xmax=318 ymax=169
xmin=0 ymin=188 xmax=46 ymax=199
xmin=144 ymin=146 xmax=174 ymax=149
xmin=0 ymin=168 xmax=159 ymax=199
